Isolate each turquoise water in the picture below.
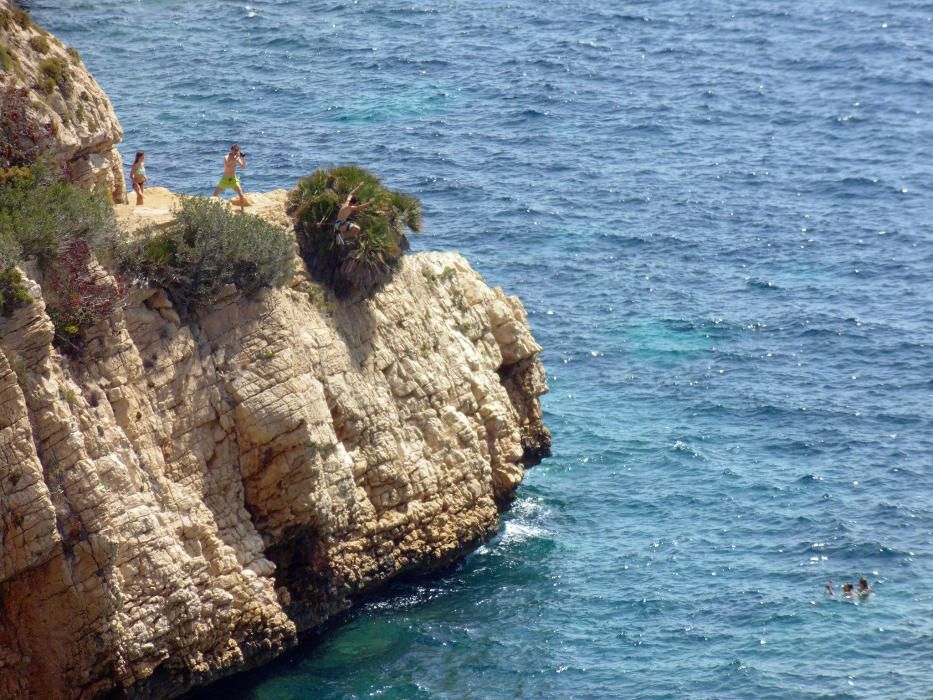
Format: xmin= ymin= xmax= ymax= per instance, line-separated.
xmin=29 ymin=1 xmax=933 ymax=697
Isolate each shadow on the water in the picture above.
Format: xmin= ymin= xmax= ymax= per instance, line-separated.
xmin=180 ymin=561 xmax=468 ymax=699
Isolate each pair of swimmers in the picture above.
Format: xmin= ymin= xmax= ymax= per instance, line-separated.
xmin=826 ymin=578 xmax=871 ymax=598
xmin=129 ymin=144 xmax=249 ymax=207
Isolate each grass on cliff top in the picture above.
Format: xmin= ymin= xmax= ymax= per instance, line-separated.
xmin=118 ymin=196 xmax=294 ymax=310
xmin=286 ymin=165 xmax=422 ymax=298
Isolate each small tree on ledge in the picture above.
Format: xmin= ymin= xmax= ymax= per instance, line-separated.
xmin=286 ymin=165 xmax=422 ymax=298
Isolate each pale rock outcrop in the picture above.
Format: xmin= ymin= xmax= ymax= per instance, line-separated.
xmin=0 ymin=0 xmax=125 ymax=198
xmin=0 ymin=234 xmax=550 ymax=697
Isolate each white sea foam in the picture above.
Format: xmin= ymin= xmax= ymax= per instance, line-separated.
xmin=500 ymin=520 xmax=549 ymax=545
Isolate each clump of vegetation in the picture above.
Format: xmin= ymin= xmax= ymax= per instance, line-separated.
xmin=0 ymin=266 xmax=31 ymax=315
xmin=286 ymin=165 xmax=422 ymax=298
xmin=66 ymin=47 xmax=81 ymax=64
xmin=37 ymin=56 xmax=69 ymax=95
xmin=0 ymin=5 xmax=33 ymax=31
xmin=118 ymin=196 xmax=294 ymax=310
xmin=0 ymin=158 xmax=125 ymax=351
xmin=306 ymin=282 xmax=328 ymax=312
xmin=0 ymin=157 xmax=117 ymax=265
xmin=0 ymin=44 xmax=16 ymax=73
xmin=28 ymin=35 xmax=49 ymax=54
xmin=13 ymin=6 xmax=33 ymax=30
xmin=59 ymin=385 xmax=77 ymax=405
xmin=0 ymin=76 xmax=55 ymax=167
xmin=0 ymin=164 xmax=30 ymax=185
xmin=45 ymin=238 xmax=126 ymax=352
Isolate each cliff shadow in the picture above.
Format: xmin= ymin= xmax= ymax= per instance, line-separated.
xmin=328 ymin=292 xmax=379 ymax=367
xmin=263 ymin=523 xmax=339 ymax=632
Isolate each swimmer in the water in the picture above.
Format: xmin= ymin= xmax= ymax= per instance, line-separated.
xmin=825 ymin=580 xmax=835 ymax=595
xmin=841 ymin=582 xmax=856 ymax=597
xmin=858 ymin=577 xmax=872 ymax=597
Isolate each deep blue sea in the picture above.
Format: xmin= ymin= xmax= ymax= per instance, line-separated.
xmin=28 ymin=1 xmax=933 ymax=697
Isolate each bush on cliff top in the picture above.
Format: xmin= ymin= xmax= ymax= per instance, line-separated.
xmin=118 ymin=196 xmax=294 ymax=309
xmin=286 ymin=165 xmax=422 ymax=298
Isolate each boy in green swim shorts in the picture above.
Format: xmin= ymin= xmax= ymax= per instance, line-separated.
xmin=211 ymin=144 xmax=248 ymax=206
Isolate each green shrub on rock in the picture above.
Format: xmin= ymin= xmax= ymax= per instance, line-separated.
xmin=0 ymin=44 xmax=16 ymax=73
xmin=0 ymin=158 xmax=125 ymax=351
xmin=119 ymin=196 xmax=294 ymax=310
xmin=13 ymin=7 xmax=33 ymax=30
xmin=37 ymin=56 xmax=69 ymax=95
xmin=0 ymin=158 xmax=117 ymax=265
xmin=0 ymin=7 xmax=33 ymax=32
xmin=28 ymin=35 xmax=50 ymax=55
xmin=286 ymin=165 xmax=422 ymax=298
xmin=0 ymin=267 xmax=31 ymax=316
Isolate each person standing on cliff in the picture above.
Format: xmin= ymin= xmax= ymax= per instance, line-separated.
xmin=211 ymin=144 xmax=248 ymax=207
xmin=130 ymin=151 xmax=148 ymax=205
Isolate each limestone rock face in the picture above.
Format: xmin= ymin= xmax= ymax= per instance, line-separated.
xmin=0 ymin=245 xmax=550 ymax=697
xmin=0 ymin=0 xmax=125 ymax=198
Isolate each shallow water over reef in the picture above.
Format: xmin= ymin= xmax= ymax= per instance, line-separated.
xmin=30 ymin=0 xmax=933 ymax=697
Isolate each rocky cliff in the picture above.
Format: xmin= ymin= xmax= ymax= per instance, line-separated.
xmin=0 ymin=246 xmax=550 ymax=698
xmin=0 ymin=0 xmax=125 ymax=198
xmin=0 ymin=11 xmax=550 ymax=697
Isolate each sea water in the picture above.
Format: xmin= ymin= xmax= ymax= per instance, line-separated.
xmin=28 ymin=1 xmax=932 ymax=697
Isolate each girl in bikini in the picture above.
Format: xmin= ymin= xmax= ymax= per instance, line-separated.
xmin=130 ymin=151 xmax=148 ymax=205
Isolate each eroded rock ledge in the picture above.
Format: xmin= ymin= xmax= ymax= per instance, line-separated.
xmin=0 ymin=239 xmax=550 ymax=697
